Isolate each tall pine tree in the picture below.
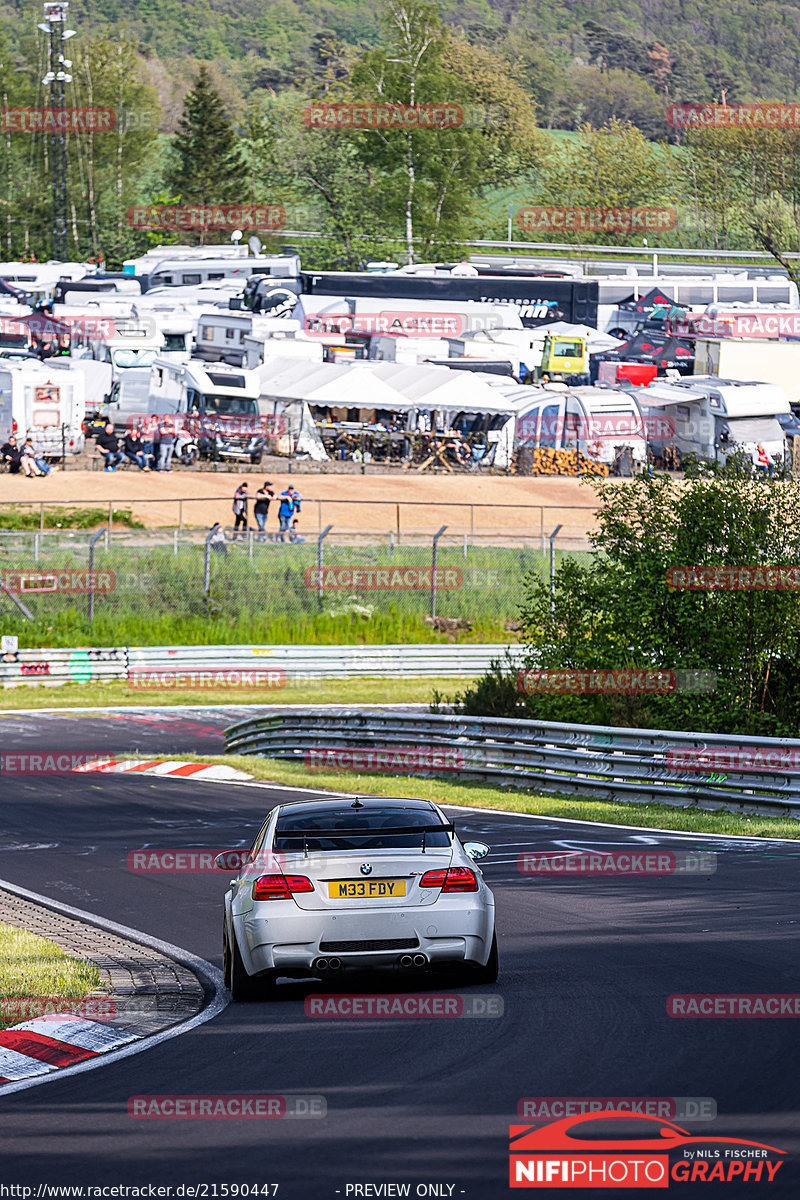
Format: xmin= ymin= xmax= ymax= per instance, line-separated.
xmin=167 ymin=66 xmax=247 ymax=209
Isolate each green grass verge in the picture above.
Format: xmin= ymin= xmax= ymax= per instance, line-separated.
xmin=0 ymin=922 xmax=104 ymax=1030
xmin=0 ymin=508 xmax=143 ymax=530
xmin=0 ymin=676 xmax=453 ymax=709
xmin=192 ymin=753 xmax=800 ymax=840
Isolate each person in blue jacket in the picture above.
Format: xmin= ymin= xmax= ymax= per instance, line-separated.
xmin=278 ymin=486 xmax=302 ymax=542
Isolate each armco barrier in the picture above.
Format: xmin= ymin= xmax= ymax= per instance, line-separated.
xmin=224 ymin=709 xmax=800 ymax=816
xmin=0 ymin=644 xmax=517 ymax=688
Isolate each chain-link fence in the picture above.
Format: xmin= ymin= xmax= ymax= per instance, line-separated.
xmin=0 ymin=527 xmax=595 ymax=647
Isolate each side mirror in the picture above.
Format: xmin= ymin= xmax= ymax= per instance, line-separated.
xmin=463 ymin=841 xmax=489 ymax=861
xmin=214 ymin=849 xmax=249 ymax=871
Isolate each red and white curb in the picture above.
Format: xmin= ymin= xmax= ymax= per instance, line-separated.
xmin=0 ymin=1014 xmax=139 ymax=1083
xmin=73 ymin=759 xmax=252 ymax=781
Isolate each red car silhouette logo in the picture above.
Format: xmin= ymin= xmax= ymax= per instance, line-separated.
xmin=509 ymin=1112 xmax=785 ymax=1188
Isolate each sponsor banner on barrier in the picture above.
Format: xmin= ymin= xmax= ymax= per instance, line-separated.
xmin=517 ymin=850 xmax=718 ymax=875
xmin=127 ymin=669 xmax=287 ymax=690
xmin=668 ymin=994 xmax=800 ymax=1017
xmin=517 ymin=1097 xmax=718 ymax=1121
xmin=303 ymin=103 xmax=463 ymax=129
xmin=667 ymin=747 xmax=800 ymax=773
xmin=0 ymin=571 xmax=116 ymax=595
xmin=0 ymin=107 xmax=116 ymax=132
xmin=304 ymin=746 xmax=468 ymax=774
xmin=666 ymin=565 xmax=800 ymax=591
xmin=667 ymin=102 xmax=800 ymax=129
xmin=516 ymin=206 xmax=677 ymax=233
xmin=304 ymin=567 xmax=463 ymax=591
xmin=126 ymin=204 xmax=286 ymax=231
xmin=128 ymin=1094 xmax=326 ymax=1119
xmin=0 ymin=996 xmax=117 ymax=1022
xmin=127 ymin=848 xmax=285 ymax=873
xmin=305 ymin=994 xmax=503 ymax=1018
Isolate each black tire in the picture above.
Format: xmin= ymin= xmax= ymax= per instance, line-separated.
xmin=470 ymin=931 xmax=499 ymax=985
xmin=222 ymin=918 xmax=232 ymax=990
xmin=229 ymin=924 xmax=264 ymax=1001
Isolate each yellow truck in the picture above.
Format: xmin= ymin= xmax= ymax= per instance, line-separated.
xmin=535 ymin=334 xmax=587 ymax=382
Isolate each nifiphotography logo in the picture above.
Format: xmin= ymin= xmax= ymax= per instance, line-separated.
xmin=509 ymin=1112 xmax=785 ymax=1187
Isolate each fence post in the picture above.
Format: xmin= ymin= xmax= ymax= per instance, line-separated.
xmin=396 ymin=504 xmax=401 ymax=544
xmin=431 ymin=524 xmax=447 ymax=620
xmin=34 ymin=532 xmax=39 ymax=563
xmin=88 ymin=527 xmax=106 ymax=623
xmin=107 ymin=501 xmax=113 ymax=536
xmin=40 ymin=502 xmax=44 ymax=532
xmin=549 ymin=524 xmax=562 ymax=616
xmin=178 ymin=500 xmax=183 ymax=536
xmin=173 ymin=529 xmax=178 ymax=557
xmin=203 ymin=526 xmax=217 ymax=597
xmin=317 ymin=524 xmax=333 ymax=609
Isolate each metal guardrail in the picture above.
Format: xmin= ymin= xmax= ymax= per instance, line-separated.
xmin=0 ymin=644 xmax=517 ymax=688
xmin=225 ymin=709 xmax=800 ymax=817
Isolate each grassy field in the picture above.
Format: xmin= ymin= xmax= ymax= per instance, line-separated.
xmin=0 ymin=676 xmax=456 ymax=709
xmin=0 ymin=540 xmax=552 ymax=646
xmin=173 ymin=753 xmax=800 ymax=840
xmin=0 ymin=923 xmax=104 ymax=1030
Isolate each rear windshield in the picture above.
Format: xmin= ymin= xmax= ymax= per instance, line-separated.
xmin=274 ymin=807 xmax=451 ymax=851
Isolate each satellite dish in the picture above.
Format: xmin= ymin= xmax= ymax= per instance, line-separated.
xmin=248 ymin=236 xmax=262 ymax=256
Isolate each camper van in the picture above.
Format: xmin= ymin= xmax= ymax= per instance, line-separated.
xmin=515 ymin=385 xmax=648 ymax=471
xmin=635 ymin=376 xmax=789 ymax=464
xmin=72 ymin=316 xmax=165 ymax=383
xmin=0 ymin=359 xmax=85 ymax=456
xmin=597 ymin=275 xmax=799 ymax=338
xmin=147 ymin=358 xmax=265 ymax=462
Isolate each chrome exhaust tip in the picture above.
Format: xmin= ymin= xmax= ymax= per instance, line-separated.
xmin=314 ymin=957 xmax=329 ymax=971
xmin=412 ymin=953 xmax=427 ymax=968
xmin=398 ymin=954 xmax=413 ymax=967
xmin=327 ymin=957 xmax=342 ymax=970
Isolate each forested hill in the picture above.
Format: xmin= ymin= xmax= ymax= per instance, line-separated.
xmin=2 ymin=0 xmax=798 ymax=134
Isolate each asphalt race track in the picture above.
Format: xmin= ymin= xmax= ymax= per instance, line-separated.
xmin=0 ymin=706 xmax=798 ymax=1197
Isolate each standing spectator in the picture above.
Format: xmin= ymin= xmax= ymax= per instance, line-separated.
xmin=233 ymin=481 xmax=249 ymax=538
xmin=278 ymin=485 xmax=302 ymax=542
xmin=254 ymin=480 xmax=275 ymax=541
xmin=96 ymin=423 xmax=124 ymax=472
xmin=123 ymin=427 xmax=148 ymax=471
xmin=1 ymin=435 xmax=22 ymax=474
xmin=157 ymin=416 xmax=175 ymax=472
xmin=21 ymin=437 xmax=49 ymax=476
xmin=143 ymin=414 xmax=159 ymax=470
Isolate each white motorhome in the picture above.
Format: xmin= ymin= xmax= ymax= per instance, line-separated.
xmin=635 ymin=375 xmax=789 ymax=464
xmin=693 ymin=338 xmax=800 ymax=405
xmin=0 ymin=262 xmax=89 ymax=303
xmin=0 ymin=359 xmax=85 ymax=456
xmin=147 ymin=358 xmax=265 ymax=462
xmin=72 ymin=316 xmax=165 ymax=383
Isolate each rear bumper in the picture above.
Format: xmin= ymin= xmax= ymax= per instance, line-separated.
xmin=238 ymin=895 xmax=495 ymax=974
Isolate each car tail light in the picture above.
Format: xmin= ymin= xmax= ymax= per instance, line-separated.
xmin=252 ymin=873 xmax=314 ymax=900
xmin=419 ymin=867 xmax=478 ymax=893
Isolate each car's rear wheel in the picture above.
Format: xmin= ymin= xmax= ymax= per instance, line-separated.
xmin=229 ymin=924 xmax=267 ymax=1001
xmin=470 ymin=931 xmax=499 ymax=985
